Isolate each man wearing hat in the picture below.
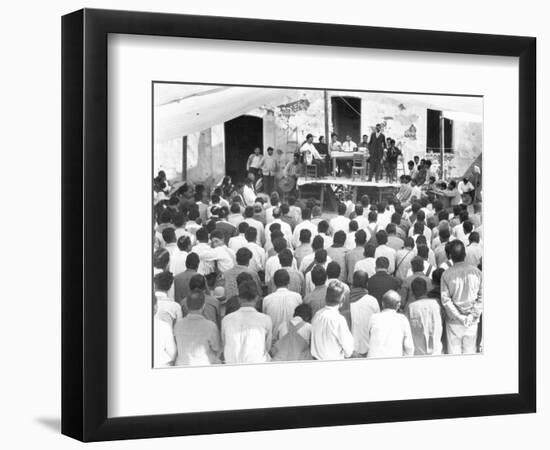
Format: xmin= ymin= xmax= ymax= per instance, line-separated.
xmin=299 ymin=133 xmax=325 ymax=177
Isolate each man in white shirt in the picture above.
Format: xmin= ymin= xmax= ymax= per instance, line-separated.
xmin=311 ymin=279 xmax=355 ymax=360
xmin=292 ymin=207 xmax=317 ymax=248
xmin=299 ymin=235 xmax=332 ymax=273
xmin=221 ymin=281 xmax=273 ymax=364
xmin=353 ymin=205 xmax=369 ymax=230
xmin=154 ymin=271 xmax=182 ymax=324
xmin=227 ymin=202 xmax=245 ymax=228
xmin=243 ymin=206 xmax=265 ymax=246
xmin=153 ymin=296 xmax=177 ymax=368
xmin=243 ymin=227 xmax=267 ymax=273
xmin=317 ymin=220 xmax=333 ymax=249
xmin=169 ymin=235 xmax=191 ymax=276
xmin=240 ymin=180 xmax=256 ymax=207
xmin=354 ymin=243 xmax=378 ymax=278
xmin=228 ymin=222 xmax=249 ymax=253
xmin=376 ymin=202 xmax=392 ymax=231
xmin=262 ymin=269 xmax=303 ymax=342
xmin=341 ymin=134 xmax=357 ymax=152
xmin=349 ymin=271 xmax=380 ymax=355
xmin=265 ymin=238 xmax=297 ymax=286
xmin=330 ymin=132 xmax=342 ymax=152
xmin=299 ymin=133 xmax=325 ymax=176
xmin=465 ymin=232 xmax=482 ymax=267
xmin=366 ymin=290 xmax=414 ymax=358
xmin=374 ymin=230 xmax=397 ymax=274
xmin=192 ymin=227 xmax=216 ymax=275
xmin=198 ymin=230 xmax=236 ymax=275
xmin=329 ymin=202 xmax=351 ymax=234
xmin=266 ymin=207 xmax=293 ymax=247
xmin=246 ymin=146 xmax=263 ymax=178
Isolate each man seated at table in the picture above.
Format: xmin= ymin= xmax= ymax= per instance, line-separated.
xmin=299 ymin=133 xmax=325 ymax=177
xmin=340 ymin=135 xmax=358 ymax=176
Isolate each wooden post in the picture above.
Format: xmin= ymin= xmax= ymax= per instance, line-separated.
xmin=182 ymin=136 xmax=187 ymax=181
xmin=324 ymin=90 xmax=330 ymax=175
xmin=439 ymin=113 xmax=445 ymax=180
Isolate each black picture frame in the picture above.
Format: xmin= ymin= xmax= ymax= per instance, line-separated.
xmin=61 ymin=8 xmax=536 ymax=442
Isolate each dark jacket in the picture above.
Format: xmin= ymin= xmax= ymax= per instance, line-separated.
xmin=367 ymin=270 xmax=401 ymax=307
xmin=368 ymin=132 xmax=387 ymax=160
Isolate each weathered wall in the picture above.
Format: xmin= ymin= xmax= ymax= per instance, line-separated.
xmin=154 ymin=137 xmax=182 ymax=181
xmin=185 ymin=125 xmax=225 ymax=186
xmin=450 ymin=120 xmax=483 ymax=178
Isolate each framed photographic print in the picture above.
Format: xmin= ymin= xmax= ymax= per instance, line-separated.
xmin=61 ymin=8 xmax=536 ymax=442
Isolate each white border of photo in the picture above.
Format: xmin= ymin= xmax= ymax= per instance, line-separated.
xmin=107 ymin=34 xmax=518 ymax=418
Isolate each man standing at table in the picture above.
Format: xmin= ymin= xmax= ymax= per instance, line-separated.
xmin=368 ymin=123 xmax=387 ymax=182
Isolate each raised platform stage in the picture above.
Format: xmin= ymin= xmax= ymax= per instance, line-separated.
xmin=297 ymin=176 xmax=400 ymax=210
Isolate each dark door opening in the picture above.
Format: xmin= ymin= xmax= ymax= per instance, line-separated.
xmin=224 ymin=115 xmax=263 ymax=182
xmin=331 ymin=96 xmax=361 ymax=144
xmin=427 ymin=109 xmax=453 ymax=153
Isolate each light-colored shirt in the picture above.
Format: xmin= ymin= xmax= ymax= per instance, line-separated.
xmin=406 ymin=298 xmax=443 ymax=355
xmin=329 ymin=215 xmax=350 ymax=234
xmin=153 ymin=317 xmax=177 ymax=367
xmin=199 ymin=245 xmax=236 ymax=273
xmin=440 ymin=261 xmax=483 ymax=324
xmin=366 ymin=309 xmax=414 ymax=358
xmin=292 ymin=220 xmax=318 ymax=249
xmin=278 ymin=317 xmax=312 ymax=344
xmin=155 ymin=291 xmax=182 ymax=323
xmin=394 ymin=247 xmax=416 ymax=280
xmin=228 ymin=234 xmax=248 ymax=253
xmin=247 ymin=153 xmax=263 ymax=170
xmin=262 ymin=288 xmax=303 ymax=341
xmin=353 ymin=257 xmax=377 ymax=278
xmin=221 ymin=307 xmax=273 ymax=364
xmin=341 ymin=140 xmax=357 ymax=152
xmin=173 ymin=314 xmax=222 ymax=366
xmin=374 ymin=244 xmax=397 ymax=274
xmin=465 ymin=242 xmax=482 ymax=267
xmin=242 ymin=185 xmax=256 ymax=206
xmin=244 ymin=217 xmax=265 ymax=246
xmin=265 ymin=253 xmax=297 ymax=285
xmin=169 ymin=250 xmax=189 ymax=276
xmin=260 ymin=154 xmax=279 ymax=175
xmin=350 ymin=294 xmax=380 ymax=354
xmin=311 ymin=305 xmax=354 ymax=360
xmin=299 ymin=142 xmax=322 ymax=164
xmin=243 ymin=241 xmax=267 ymax=272
xmin=193 ymin=242 xmax=216 ymax=275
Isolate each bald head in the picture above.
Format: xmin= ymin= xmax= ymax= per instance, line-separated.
xmin=381 ymin=290 xmax=401 ymax=310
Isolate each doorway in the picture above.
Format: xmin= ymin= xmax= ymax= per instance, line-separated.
xmin=331 ymin=96 xmax=361 ymax=144
xmin=224 ymin=115 xmax=263 ymax=182
xmin=427 ymin=109 xmax=453 ymax=153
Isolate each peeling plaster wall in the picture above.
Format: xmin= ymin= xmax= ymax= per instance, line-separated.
xmin=450 ymin=120 xmax=483 ymax=178
xmin=154 ymin=137 xmax=182 ymax=181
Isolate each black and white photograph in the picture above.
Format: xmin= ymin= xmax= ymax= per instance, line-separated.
xmin=152 ymin=83 xmax=483 ymax=367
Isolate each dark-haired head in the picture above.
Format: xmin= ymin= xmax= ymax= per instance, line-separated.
xmin=273 ymin=269 xmax=290 ymax=288
xmin=352 ymin=270 xmax=369 ymax=289
xmin=326 ymin=261 xmax=341 ymax=279
xmin=154 ymin=271 xmax=174 ymax=292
